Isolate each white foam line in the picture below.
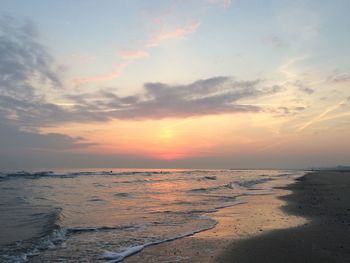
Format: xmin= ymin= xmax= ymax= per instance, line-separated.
xmin=102 ymin=200 xmax=248 ymax=263
xmin=103 ymin=245 xmax=144 ymax=262
xmin=214 ymin=200 xmax=247 ymax=209
xmin=102 ymin=220 xmax=217 ymax=263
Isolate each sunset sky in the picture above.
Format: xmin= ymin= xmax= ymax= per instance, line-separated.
xmin=0 ymin=0 xmax=349 ymax=169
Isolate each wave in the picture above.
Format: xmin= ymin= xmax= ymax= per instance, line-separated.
xmin=1 ymin=215 xmax=142 ymax=262
xmin=0 ymin=169 xmax=249 ymax=181
xmin=1 ymin=169 xmax=269 ymax=181
xmin=0 ymin=170 xmax=174 ymax=181
xmin=234 ymin=178 xmax=274 ymax=188
xmin=1 ymin=171 xmax=56 ymax=179
xmin=202 ymin=175 xmax=217 ymax=180
xmin=117 ymin=177 xmax=183 ymax=184
xmin=188 ymin=182 xmax=234 ymax=193
xmin=153 ymin=199 xmax=246 ymax=216
xmin=0 ymin=169 xmax=303 ymax=262
xmin=113 ymin=192 xmax=131 ymax=198
xmin=188 ymin=177 xmax=275 ymax=193
xmin=88 ymin=197 xmax=106 ymax=202
xmin=0 ymin=207 xmax=64 ymax=263
xmin=66 ymin=224 xmax=140 ymax=234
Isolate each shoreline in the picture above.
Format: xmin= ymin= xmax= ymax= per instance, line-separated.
xmin=123 ymin=172 xmax=307 ymax=262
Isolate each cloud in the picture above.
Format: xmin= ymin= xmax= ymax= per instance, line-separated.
xmin=118 ymin=49 xmax=150 ymax=60
xmin=0 ymin=16 xmax=65 ymax=126
xmin=298 ymin=99 xmax=347 ymax=132
xmin=0 ymin=15 xmax=62 ymax=100
xmin=0 ymin=15 xmax=92 ymax=153
xmin=0 ymin=120 xmax=92 ymax=151
xmin=263 ymin=35 xmax=288 ymax=49
xmin=299 ymin=86 xmax=314 ymax=94
xmin=71 ymin=63 xmax=128 ymax=86
xmin=147 ymin=20 xmax=200 ymax=47
xmin=327 ymin=73 xmax=350 ymax=83
xmin=272 ymin=106 xmax=306 ymax=117
xmin=66 ymin=77 xmax=281 ymax=120
xmin=294 ymin=80 xmax=314 ymax=94
xmin=0 ymin=94 xmax=111 ymax=128
xmin=0 ymin=116 xmax=94 ymax=170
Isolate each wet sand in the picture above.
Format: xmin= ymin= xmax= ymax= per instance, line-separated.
xmin=124 ymin=171 xmax=350 ymax=262
xmin=219 ymin=171 xmax=350 ymax=262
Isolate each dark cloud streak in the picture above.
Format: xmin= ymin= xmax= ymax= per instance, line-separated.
xmin=0 ymin=120 xmax=92 ymax=151
xmin=294 ymin=80 xmax=314 ymax=94
xmin=67 ymin=78 xmax=281 ymax=120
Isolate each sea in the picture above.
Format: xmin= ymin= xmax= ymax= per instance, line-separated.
xmin=0 ymin=169 xmax=305 ymax=262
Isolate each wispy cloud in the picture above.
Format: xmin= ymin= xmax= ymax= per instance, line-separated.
xmin=271 ymin=106 xmax=306 ymax=117
xmin=263 ymin=34 xmax=288 ymax=49
xmin=298 ymin=99 xmax=347 ymax=131
xmin=71 ymin=63 xmax=128 ymax=86
xmin=294 ymin=80 xmax=314 ymax=94
xmin=320 ymin=111 xmax=350 ymax=122
xmin=279 ymin=56 xmax=308 ymax=81
xmin=146 ymin=20 xmax=200 ymax=48
xmin=71 ymin=20 xmax=200 ymax=86
xmin=118 ymin=49 xmax=150 ymax=60
xmin=327 ymin=73 xmax=350 ymax=83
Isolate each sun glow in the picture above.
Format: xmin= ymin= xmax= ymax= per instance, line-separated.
xmin=39 ymin=112 xmax=308 ymax=161
xmin=158 ymin=127 xmax=175 ymax=141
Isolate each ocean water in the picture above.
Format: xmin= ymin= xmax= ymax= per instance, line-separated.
xmin=0 ymin=169 xmax=305 ymax=262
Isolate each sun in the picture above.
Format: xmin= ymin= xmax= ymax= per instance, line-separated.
xmin=151 ymin=127 xmax=186 ymax=159
xmin=158 ymin=127 xmax=175 ymax=141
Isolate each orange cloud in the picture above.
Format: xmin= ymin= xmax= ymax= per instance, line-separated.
xmin=147 ymin=21 xmax=200 ymax=47
xmin=118 ymin=49 xmax=150 ymax=60
xmin=71 ymin=62 xmax=129 ymax=86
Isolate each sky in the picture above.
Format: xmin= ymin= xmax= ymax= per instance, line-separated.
xmin=0 ymin=0 xmax=349 ymax=170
